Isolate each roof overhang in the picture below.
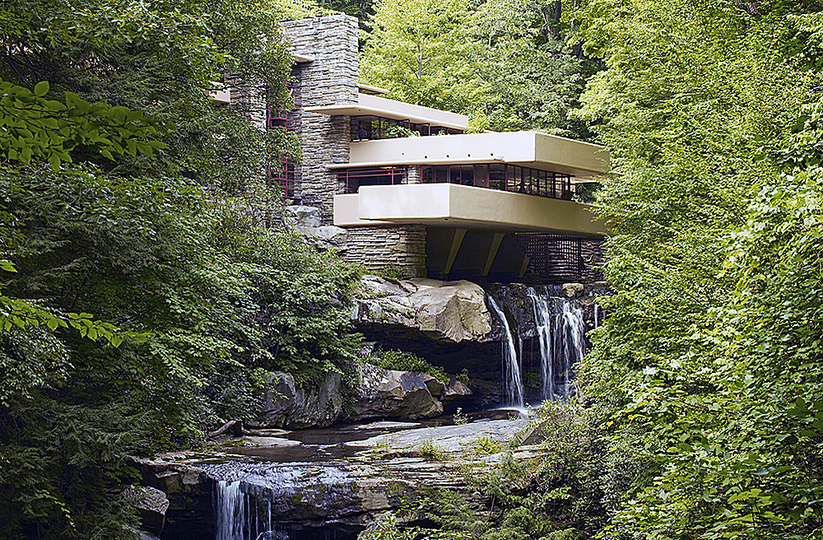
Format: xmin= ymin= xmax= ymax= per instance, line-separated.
xmin=306 ymin=93 xmax=469 ymax=131
xmin=334 ymin=184 xmax=609 ymax=237
xmin=358 ymin=83 xmax=390 ymax=95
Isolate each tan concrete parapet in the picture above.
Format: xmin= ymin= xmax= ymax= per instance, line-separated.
xmin=336 ymin=131 xmax=609 ymax=180
xmin=333 ymin=184 xmax=608 ymax=237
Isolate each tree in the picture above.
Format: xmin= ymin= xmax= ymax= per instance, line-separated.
xmin=0 ymin=1 xmax=363 ymax=538
xmin=360 ymin=0 xmax=483 ymax=113
xmin=360 ymin=0 xmax=597 ymax=136
xmin=468 ymin=0 xmax=596 ymax=136
xmin=568 ymin=0 xmax=823 ymax=537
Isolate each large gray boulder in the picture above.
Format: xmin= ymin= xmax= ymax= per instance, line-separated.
xmin=283 ymin=205 xmax=347 ymax=250
xmin=352 ymin=276 xmax=493 ymax=344
xmin=351 ymin=363 xmax=445 ymax=421
xmin=251 ymin=371 xmax=344 ymax=429
xmin=123 ymin=485 xmax=169 ymax=537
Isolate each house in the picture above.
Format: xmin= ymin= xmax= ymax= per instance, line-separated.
xmin=265 ymin=15 xmax=609 ymax=282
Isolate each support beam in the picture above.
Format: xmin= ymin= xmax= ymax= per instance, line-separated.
xmin=482 ymin=233 xmax=506 ymax=277
xmin=443 ymin=228 xmax=467 ymax=277
xmin=519 ymin=255 xmax=530 ymax=279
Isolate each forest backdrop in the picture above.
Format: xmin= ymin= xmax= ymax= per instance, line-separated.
xmin=1 ymin=0 xmax=823 ymax=539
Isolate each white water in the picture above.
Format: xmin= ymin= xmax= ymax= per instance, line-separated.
xmin=216 ymin=481 xmax=249 ymax=540
xmin=528 ymin=289 xmax=587 ymax=399
xmin=488 ymin=289 xmax=587 ymax=405
xmin=487 ymin=295 xmax=525 ymax=409
xmin=206 ymin=463 xmax=349 ymax=540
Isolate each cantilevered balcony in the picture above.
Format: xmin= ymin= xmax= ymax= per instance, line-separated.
xmin=334 ymin=184 xmax=607 ymax=237
xmin=333 ymin=131 xmax=609 ymax=181
xmin=305 ymin=93 xmax=469 ymax=132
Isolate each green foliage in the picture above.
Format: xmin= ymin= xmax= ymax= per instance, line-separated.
xmin=0 ymin=1 xmax=364 ymax=539
xmin=359 ymin=513 xmax=420 ymax=540
xmin=0 ymin=0 xmax=297 ymax=190
xmin=360 ymin=0 xmax=596 ymax=136
xmin=369 ymin=349 xmax=449 ymax=382
xmin=0 ymin=80 xmax=166 ymax=170
xmin=564 ymin=0 xmax=823 ymax=538
xmin=360 ymin=0 xmax=481 ymax=113
xmin=473 ymin=435 xmax=503 ymax=456
xmin=413 ymin=440 xmax=448 ymax=461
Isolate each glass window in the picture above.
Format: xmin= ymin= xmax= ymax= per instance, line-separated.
xmin=474 ymin=165 xmax=488 ymax=188
xmin=489 ymin=164 xmax=506 ymax=190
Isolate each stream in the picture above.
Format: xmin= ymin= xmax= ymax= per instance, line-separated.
xmin=156 ymin=291 xmax=590 ymax=540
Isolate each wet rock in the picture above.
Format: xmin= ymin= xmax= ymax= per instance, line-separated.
xmin=123 ymin=485 xmax=169 ymax=536
xmin=132 ymin=455 xmax=213 ymax=540
xmin=347 ymin=417 xmax=530 ymax=453
xmin=562 ymin=282 xmax=585 ymax=298
xmin=352 ymin=276 xmax=493 ymax=344
xmin=442 ymin=379 xmax=472 ymax=404
xmin=351 ymin=363 xmax=444 ymax=421
xmin=251 ymin=371 xmax=344 ymax=429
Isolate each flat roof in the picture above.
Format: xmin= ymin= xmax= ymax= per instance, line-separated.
xmin=306 ymin=93 xmax=469 ymax=131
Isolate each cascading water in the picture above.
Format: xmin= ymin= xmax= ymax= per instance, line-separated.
xmin=488 ymin=287 xmax=587 ymax=405
xmin=202 ymin=462 xmax=351 ymax=540
xmin=486 ymin=295 xmax=525 ymax=409
xmin=527 ymin=288 xmax=586 ymax=400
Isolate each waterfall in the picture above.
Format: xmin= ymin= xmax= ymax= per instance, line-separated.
xmin=487 ymin=295 xmax=525 ymax=409
xmin=204 ymin=462 xmax=349 ymax=540
xmin=488 ymin=287 xmax=587 ymax=405
xmin=527 ymin=288 xmax=586 ymax=400
xmin=216 ymin=481 xmax=253 ymax=540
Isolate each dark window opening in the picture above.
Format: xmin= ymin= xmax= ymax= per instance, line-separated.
xmin=269 ymin=159 xmax=297 ymax=199
xmin=351 ymin=116 xmax=464 ymax=141
xmin=337 ymin=167 xmax=407 ymax=193
xmin=267 ymin=65 xmax=301 ymax=200
xmin=421 ymin=165 xmax=574 ymax=199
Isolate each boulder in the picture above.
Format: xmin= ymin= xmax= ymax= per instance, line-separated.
xmin=352 ymin=276 xmax=493 ymax=344
xmin=351 ymin=363 xmax=444 ymax=421
xmin=132 ymin=456 xmax=213 ymax=540
xmin=562 ymin=282 xmax=585 ymax=298
xmin=123 ymin=485 xmax=169 ymax=536
xmin=283 ymin=206 xmax=348 ymax=251
xmin=283 ymin=205 xmax=321 ymax=229
xmin=441 ymin=379 xmax=472 ymax=404
xmin=251 ymin=371 xmax=344 ymax=429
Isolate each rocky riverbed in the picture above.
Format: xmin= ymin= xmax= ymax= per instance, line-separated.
xmin=134 ymin=411 xmax=545 ymax=540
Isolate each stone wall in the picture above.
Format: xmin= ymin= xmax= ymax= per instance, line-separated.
xmin=225 ymin=74 xmax=267 ymax=131
xmin=282 ymin=15 xmax=359 ymax=222
xmin=343 ymin=225 xmax=427 ymax=278
xmin=407 ymin=165 xmax=420 ymax=184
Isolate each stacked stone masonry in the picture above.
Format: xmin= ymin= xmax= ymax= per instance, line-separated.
xmin=343 ymin=226 xmax=428 ymax=278
xmin=282 ymin=16 xmax=359 ymax=222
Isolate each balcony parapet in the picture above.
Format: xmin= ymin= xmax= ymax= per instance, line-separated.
xmin=333 ymin=184 xmax=608 ymax=237
xmin=333 ymin=131 xmax=609 ymax=181
xmin=305 ymin=93 xmax=469 ymax=131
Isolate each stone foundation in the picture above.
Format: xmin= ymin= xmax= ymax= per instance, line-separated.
xmin=343 ymin=225 xmax=427 ymax=278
